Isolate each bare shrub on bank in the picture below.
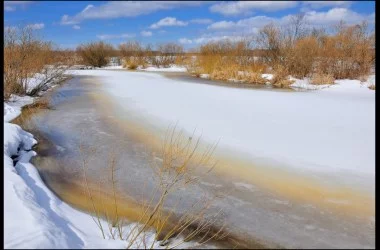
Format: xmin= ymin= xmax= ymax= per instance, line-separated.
xmin=154 ymin=43 xmax=184 ymax=67
xmin=256 ymin=23 xmax=283 ymax=67
xmin=76 ymin=41 xmax=114 ymax=67
xmin=4 ymin=25 xmax=71 ymax=99
xmin=317 ymin=21 xmax=374 ymax=79
xmin=119 ymin=41 xmax=145 ymax=69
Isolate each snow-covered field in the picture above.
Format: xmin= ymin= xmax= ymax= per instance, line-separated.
xmin=68 ymin=69 xmax=375 ymax=195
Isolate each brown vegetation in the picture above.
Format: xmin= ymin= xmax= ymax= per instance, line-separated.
xmin=310 ymin=73 xmax=335 ymax=85
xmin=4 ymin=26 xmax=70 ymax=99
xmin=76 ymin=41 xmax=114 ymax=67
xmin=185 ymin=19 xmax=374 ymax=87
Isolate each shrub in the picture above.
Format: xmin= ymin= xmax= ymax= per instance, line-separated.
xmin=284 ymin=37 xmax=320 ymax=78
xmin=76 ymin=41 xmax=114 ymax=67
xmin=316 ymin=21 xmax=374 ymax=79
xmin=119 ymin=41 xmax=146 ymax=69
xmin=247 ymin=73 xmax=267 ymax=85
xmin=4 ymin=25 xmax=69 ymax=99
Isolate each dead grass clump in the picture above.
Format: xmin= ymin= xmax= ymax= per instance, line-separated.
xmin=27 ymin=96 xmax=51 ymax=109
xmin=122 ymin=58 xmax=139 ymax=70
xmin=368 ymin=84 xmax=375 ymax=90
xmin=270 ymin=65 xmax=294 ymax=88
xmin=310 ymin=73 xmax=335 ymax=85
xmin=12 ymin=97 xmax=51 ymax=126
xmin=246 ymin=73 xmax=268 ymax=85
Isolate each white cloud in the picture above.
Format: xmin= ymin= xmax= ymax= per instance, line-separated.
xmin=97 ymin=33 xmax=136 ymax=40
xmin=179 ymin=35 xmax=247 ymax=45
xmin=150 ymin=17 xmax=188 ymax=29
xmin=207 ymin=16 xmax=276 ymax=32
xmin=179 ymin=38 xmax=193 ymax=44
xmin=5 ymin=6 xmax=15 ymax=11
xmin=302 ymin=8 xmax=375 ymax=25
xmin=26 ymin=23 xmax=45 ymax=30
xmin=302 ymin=1 xmax=352 ymax=11
xmin=60 ymin=1 xmax=203 ymax=25
xmin=209 ymin=1 xmax=298 ymax=16
xmin=73 ymin=25 xmax=81 ymax=30
xmin=189 ymin=18 xmax=213 ymax=24
xmin=141 ymin=30 xmax=152 ymax=37
xmin=4 ymin=1 xmax=34 ymax=12
xmin=207 ymin=8 xmax=375 ymax=34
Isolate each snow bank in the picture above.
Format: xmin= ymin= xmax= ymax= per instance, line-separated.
xmin=102 ymin=65 xmax=124 ymax=70
xmin=4 ymin=95 xmax=34 ymax=122
xmin=4 ymin=96 xmax=127 ymax=248
xmin=139 ymin=65 xmax=187 ymax=72
xmin=200 ymin=74 xmax=210 ymax=79
xmin=289 ymin=77 xmax=331 ymax=90
xmin=68 ymin=70 xmax=375 ymax=189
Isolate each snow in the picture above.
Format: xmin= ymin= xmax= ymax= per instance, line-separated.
xmin=102 ymin=65 xmax=124 ymax=70
xmin=261 ymin=74 xmax=273 ymax=81
xmin=289 ymin=77 xmax=331 ymax=90
xmin=139 ymin=65 xmax=187 ymax=72
xmin=4 ymin=95 xmax=34 ymax=122
xmin=68 ymin=70 xmax=375 ymax=190
xmin=24 ymin=66 xmax=69 ymax=94
xmin=200 ymin=74 xmax=210 ymax=79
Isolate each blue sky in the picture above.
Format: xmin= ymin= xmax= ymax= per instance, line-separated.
xmin=4 ymin=1 xmax=376 ymax=49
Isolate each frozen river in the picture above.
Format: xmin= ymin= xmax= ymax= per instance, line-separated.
xmin=22 ymin=70 xmax=375 ymax=248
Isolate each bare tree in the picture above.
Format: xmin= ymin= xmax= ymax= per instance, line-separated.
xmin=155 ymin=43 xmax=184 ymax=67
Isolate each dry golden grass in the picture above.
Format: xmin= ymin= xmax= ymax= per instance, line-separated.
xmin=11 ymin=97 xmax=51 ymax=131
xmin=123 ymin=59 xmax=139 ymax=70
xmin=246 ymin=73 xmax=268 ymax=85
xmin=77 ymin=125 xmax=240 ymax=248
xmin=270 ymin=65 xmax=295 ymax=88
xmin=310 ymin=73 xmax=335 ymax=85
xmin=368 ymin=84 xmax=375 ymax=90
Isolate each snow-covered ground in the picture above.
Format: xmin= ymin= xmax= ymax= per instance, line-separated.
xmin=139 ymin=65 xmax=187 ymax=72
xmin=68 ymin=69 xmax=375 ymax=194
